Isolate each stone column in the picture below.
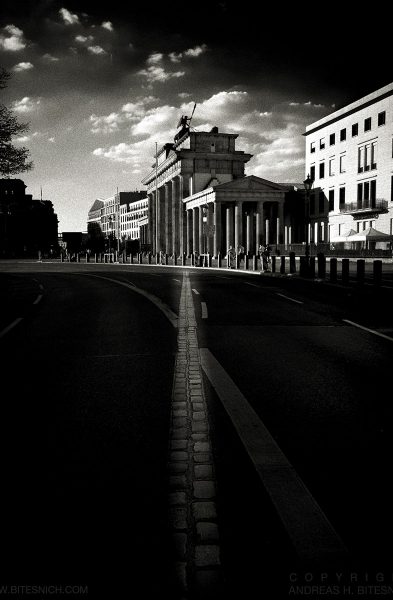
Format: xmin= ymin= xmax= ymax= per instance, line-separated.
xmin=147 ymin=193 xmax=154 ymax=252
xmin=277 ymin=202 xmax=284 ymax=245
xmin=151 ymin=191 xmax=157 ymax=254
xmin=234 ymin=201 xmax=243 ymax=251
xmin=186 ymin=209 xmax=193 ymax=255
xmin=179 ymin=176 xmax=190 ymax=255
xmin=246 ymin=212 xmax=253 ymax=254
xmin=199 ymin=206 xmax=204 ymax=254
xmin=255 ymin=200 xmax=264 ymax=254
xmin=172 ymin=177 xmax=179 ymax=256
xmin=226 ymin=205 xmax=234 ymax=250
xmin=207 ymin=203 xmax=214 ymax=254
xmin=214 ymin=202 xmax=221 ymax=257
xmin=193 ymin=207 xmax=199 ymax=255
xmin=166 ymin=183 xmax=173 ymax=254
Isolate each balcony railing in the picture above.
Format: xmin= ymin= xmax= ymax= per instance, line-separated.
xmin=339 ymin=198 xmax=388 ymax=214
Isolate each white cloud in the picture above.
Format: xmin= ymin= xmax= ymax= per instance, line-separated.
xmin=15 ymin=135 xmax=30 ymax=143
xmin=90 ymin=112 xmax=122 ymax=134
xmin=88 ymin=45 xmax=107 ymax=55
xmin=89 ymin=97 xmax=157 ymax=134
xmin=147 ymin=52 xmax=164 ymax=65
xmin=48 ymin=137 xmax=56 ymax=143
xmin=12 ymin=97 xmax=41 ymax=113
xmin=42 ymin=53 xmax=59 ymax=62
xmin=75 ymin=35 xmax=94 ymax=43
xmin=59 ymin=8 xmax=80 ymax=25
xmin=184 ymin=44 xmax=208 ymax=58
xmin=289 ymin=101 xmax=326 ymax=108
xmin=0 ymin=24 xmax=26 ymax=51
xmin=13 ymin=62 xmax=34 ymax=72
xmin=101 ymin=21 xmax=114 ymax=31
xmin=137 ymin=65 xmax=184 ymax=84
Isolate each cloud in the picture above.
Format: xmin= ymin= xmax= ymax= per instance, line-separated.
xmin=289 ymin=101 xmax=326 ymax=108
xmin=75 ymin=35 xmax=94 ymax=43
xmin=59 ymin=8 xmax=80 ymax=26
xmin=15 ymin=135 xmax=30 ymax=143
xmin=88 ymin=45 xmax=107 ymax=55
xmin=169 ymin=44 xmax=208 ymax=63
xmin=13 ymin=62 xmax=34 ymax=72
xmin=137 ymin=65 xmax=184 ymax=84
xmin=12 ymin=97 xmax=41 ymax=113
xmin=101 ymin=21 xmax=114 ymax=32
xmin=89 ymin=97 xmax=157 ymax=134
xmin=90 ymin=112 xmax=122 ymax=134
xmin=0 ymin=24 xmax=26 ymax=51
xmin=147 ymin=52 xmax=164 ymax=65
xmin=42 ymin=53 xmax=59 ymax=62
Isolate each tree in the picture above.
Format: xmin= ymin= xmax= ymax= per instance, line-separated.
xmin=0 ymin=67 xmax=33 ymax=177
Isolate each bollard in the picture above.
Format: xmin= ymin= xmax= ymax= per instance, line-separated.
xmin=330 ymin=258 xmax=337 ymax=283
xmin=244 ymin=255 xmax=249 ymax=270
xmin=373 ymin=260 xmax=382 ymax=286
xmin=217 ymin=253 xmax=221 ymax=268
xmin=356 ymin=259 xmax=365 ymax=284
xmin=289 ymin=251 xmax=296 ymax=274
xmin=235 ymin=255 xmax=240 ymax=269
xmin=252 ymin=255 xmax=257 ymax=271
xmin=271 ymin=256 xmax=276 ymax=273
xmin=165 ymin=253 xmax=168 ymax=265
xmin=182 ymin=253 xmax=186 ymax=266
xmin=148 ymin=253 xmax=151 ymax=265
xmin=341 ymin=258 xmax=350 ymax=284
xmin=173 ymin=254 xmax=177 ymax=266
xmin=207 ymin=253 xmax=212 ymax=267
xmin=317 ymin=253 xmax=326 ymax=279
xmin=139 ymin=253 xmax=143 ymax=264
xmin=60 ymin=254 xmax=64 ymax=263
xmin=280 ymin=256 xmax=286 ymax=274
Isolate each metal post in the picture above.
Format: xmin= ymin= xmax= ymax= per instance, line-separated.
xmin=280 ymin=256 xmax=286 ymax=274
xmin=356 ymin=259 xmax=365 ymax=284
xmin=330 ymin=258 xmax=337 ymax=283
xmin=373 ymin=260 xmax=382 ymax=286
xmin=341 ymin=259 xmax=350 ymax=284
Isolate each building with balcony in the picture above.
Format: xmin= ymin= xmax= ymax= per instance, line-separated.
xmin=304 ymin=82 xmax=393 ymax=244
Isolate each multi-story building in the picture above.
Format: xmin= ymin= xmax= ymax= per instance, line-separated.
xmin=305 ymin=82 xmax=393 ymax=244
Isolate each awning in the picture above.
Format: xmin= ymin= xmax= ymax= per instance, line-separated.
xmin=345 ymin=226 xmax=393 ymax=242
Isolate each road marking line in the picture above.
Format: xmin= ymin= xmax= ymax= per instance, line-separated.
xmin=33 ymin=294 xmax=43 ymax=305
xmin=343 ymin=319 xmax=393 ymax=342
xmin=200 ymin=347 xmax=348 ymax=562
xmin=192 ymin=288 xmax=200 ymax=295
xmin=0 ymin=317 xmax=23 ymax=339
xmin=79 ymin=274 xmax=178 ymax=328
xmin=276 ymin=292 xmax=303 ymax=305
xmin=244 ymin=282 xmax=259 ymax=288
xmin=201 ymin=302 xmax=208 ymax=319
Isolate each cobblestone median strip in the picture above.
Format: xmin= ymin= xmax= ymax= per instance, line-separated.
xmin=168 ymin=271 xmax=223 ymax=599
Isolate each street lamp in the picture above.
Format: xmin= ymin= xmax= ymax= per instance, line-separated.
xmin=303 ymin=173 xmax=313 ymax=273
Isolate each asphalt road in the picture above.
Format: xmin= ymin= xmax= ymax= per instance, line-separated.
xmin=0 ymin=261 xmax=392 ymax=599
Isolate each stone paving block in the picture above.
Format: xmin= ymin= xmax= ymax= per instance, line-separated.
xmin=193 ymin=480 xmax=216 ymax=499
xmin=192 ymin=402 xmax=204 ymax=411
xmin=191 ymin=395 xmax=203 ymax=403
xmin=194 ymin=441 xmax=210 ymax=453
xmin=191 ymin=433 xmax=208 ymax=442
xmin=169 ymin=491 xmax=187 ymax=506
xmin=194 ymin=464 xmax=213 ymax=479
xmin=173 ymin=409 xmax=188 ymax=418
xmin=170 ymin=450 xmax=188 ymax=462
xmin=169 ymin=475 xmax=187 ymax=489
xmin=192 ymin=502 xmax=217 ymax=521
xmin=193 ymin=452 xmax=211 ymax=463
xmin=192 ymin=411 xmax=206 ymax=421
xmin=171 ymin=428 xmax=188 ymax=440
xmin=173 ymin=561 xmax=188 ymax=594
xmin=194 ymin=544 xmax=220 ymax=568
xmin=168 ymin=462 xmax=188 ymax=474
xmin=193 ymin=569 xmax=224 ymax=599
xmin=172 ymin=417 xmax=188 ymax=429
xmin=171 ymin=439 xmax=188 ymax=450
xmin=192 ymin=422 xmax=208 ymax=433
xmin=172 ymin=401 xmax=187 ymax=409
xmin=169 ymin=507 xmax=188 ymax=530
xmin=196 ymin=522 xmax=219 ymax=542
xmin=173 ymin=533 xmax=187 ymax=560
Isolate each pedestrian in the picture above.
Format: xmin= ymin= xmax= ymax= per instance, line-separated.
xmin=237 ymin=244 xmax=245 ymax=262
xmin=263 ymin=244 xmax=271 ymax=272
xmin=258 ymin=244 xmax=265 ymax=273
xmin=227 ymin=245 xmax=236 ymax=268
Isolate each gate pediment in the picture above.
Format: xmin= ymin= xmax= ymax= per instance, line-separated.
xmin=214 ymin=175 xmax=285 ymax=193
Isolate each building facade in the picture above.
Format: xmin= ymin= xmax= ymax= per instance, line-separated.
xmin=141 ymin=126 xmax=305 ymax=256
xmin=305 ymin=82 xmax=393 ymax=243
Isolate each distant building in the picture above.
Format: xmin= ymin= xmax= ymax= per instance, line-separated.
xmin=141 ymin=126 xmax=305 ymax=256
xmin=304 ymin=82 xmax=393 ymax=243
xmin=0 ymin=178 xmax=58 ymax=257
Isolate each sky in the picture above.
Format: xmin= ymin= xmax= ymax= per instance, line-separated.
xmin=0 ymin=0 xmax=390 ymax=232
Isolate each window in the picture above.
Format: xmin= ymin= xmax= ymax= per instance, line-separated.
xmin=328 ymin=189 xmax=334 ymax=212
xmin=329 ymin=157 xmax=335 ymax=176
xmin=319 ymin=192 xmax=325 ymax=213
xmin=352 ymin=123 xmax=358 ymax=137
xmin=358 ymin=146 xmax=364 ymax=173
xmin=330 ymin=133 xmax=335 ymax=146
xmin=358 ymin=142 xmax=377 ymax=172
xmin=339 ymin=187 xmax=345 ymax=206
xmin=340 ymin=128 xmax=346 ymax=141
xmin=378 ymin=111 xmax=386 ymax=126
xmin=320 ymin=137 xmax=325 ymax=150
xmin=310 ymin=165 xmax=315 ymax=180
xmin=371 ymin=141 xmax=377 ymax=169
xmin=319 ymin=162 xmax=325 ymax=179
xmin=357 ymin=180 xmax=377 ymax=208
xmin=339 ymin=154 xmax=346 ymax=173
xmin=310 ymin=141 xmax=316 ymax=153
xmin=364 ymin=117 xmax=371 ymax=132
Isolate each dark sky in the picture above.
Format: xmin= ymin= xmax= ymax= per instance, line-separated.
xmin=1 ymin=0 xmax=390 ymax=230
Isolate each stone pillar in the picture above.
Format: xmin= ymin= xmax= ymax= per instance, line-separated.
xmin=207 ymin=203 xmax=214 ymax=254
xmin=179 ymin=176 xmax=190 ymax=255
xmin=246 ymin=212 xmax=253 ymax=254
xmin=226 ymin=205 xmax=234 ymax=251
xmin=193 ymin=207 xmax=199 ymax=255
xmin=186 ymin=209 xmax=193 ymax=256
xmin=265 ymin=217 xmax=270 ymax=245
xmin=172 ymin=177 xmax=180 ymax=256
xmin=151 ymin=191 xmax=157 ymax=254
xmin=199 ymin=206 xmax=204 ymax=254
xmin=277 ymin=202 xmax=284 ymax=245
xmin=255 ymin=200 xmax=264 ymax=253
xmin=164 ymin=183 xmax=172 ymax=254
xmin=214 ymin=202 xmax=221 ymax=257
xmin=234 ymin=201 xmax=243 ymax=251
